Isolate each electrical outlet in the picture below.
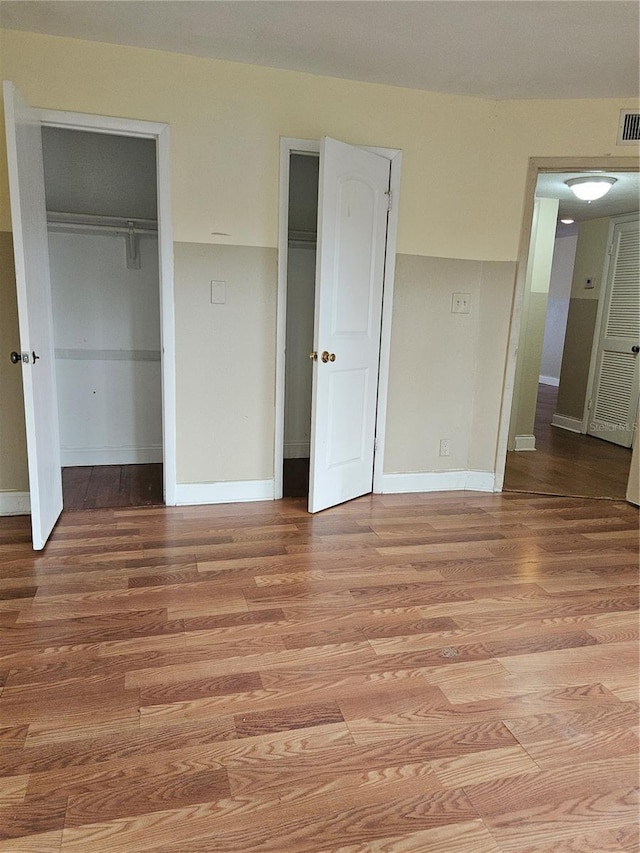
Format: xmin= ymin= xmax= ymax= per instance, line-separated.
xmin=451 ymin=293 xmax=470 ymax=314
xmin=439 ymin=438 xmax=450 ymax=457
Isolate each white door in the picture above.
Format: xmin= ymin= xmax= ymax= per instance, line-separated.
xmin=309 ymin=137 xmax=390 ymax=513
xmin=4 ymin=81 xmax=63 ymax=549
xmin=587 ymin=218 xmax=640 ymax=448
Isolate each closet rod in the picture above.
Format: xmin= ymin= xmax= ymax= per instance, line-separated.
xmin=47 ymin=211 xmax=158 ymax=234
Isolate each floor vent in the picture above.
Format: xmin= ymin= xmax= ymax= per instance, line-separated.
xmin=618 ymin=110 xmax=640 ymax=145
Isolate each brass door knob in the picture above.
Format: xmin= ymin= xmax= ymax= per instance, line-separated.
xmin=309 ymin=351 xmax=318 ymax=361
xmin=321 ymin=351 xmax=336 ymax=363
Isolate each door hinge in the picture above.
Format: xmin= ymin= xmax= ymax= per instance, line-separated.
xmin=607 ymin=242 xmax=613 ymax=255
xmin=385 ymin=190 xmax=392 ymax=211
xmin=587 ymin=398 xmax=593 ymax=410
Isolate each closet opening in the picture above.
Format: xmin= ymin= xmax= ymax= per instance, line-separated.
xmin=42 ymin=127 xmax=163 ymax=510
xmin=282 ymin=152 xmax=320 ymax=497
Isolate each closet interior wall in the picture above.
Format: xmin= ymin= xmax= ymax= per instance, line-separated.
xmin=41 ymin=127 xmax=162 ymax=469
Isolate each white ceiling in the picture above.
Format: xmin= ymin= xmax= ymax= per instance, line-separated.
xmin=0 ymin=1 xmax=638 ymax=100
xmin=536 ymin=171 xmax=640 ymax=228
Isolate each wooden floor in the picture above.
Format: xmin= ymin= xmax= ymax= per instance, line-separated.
xmin=504 ymin=385 xmax=633 ymax=500
xmin=62 ymin=465 xmax=163 ymax=510
xmin=0 ymin=491 xmax=638 ymax=852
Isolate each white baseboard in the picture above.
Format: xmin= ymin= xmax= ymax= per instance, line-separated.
xmin=539 ymin=375 xmax=560 ymax=387
xmin=0 ymin=491 xmax=30 ymax=516
xmin=379 ymin=470 xmax=496 ymax=494
xmin=551 ymin=414 xmax=583 ymax=433
xmin=514 ymin=435 xmax=536 ymax=451
xmin=175 ymin=479 xmax=275 ymax=506
xmin=60 ymin=445 xmax=163 ymax=466
xmin=284 ymin=441 xmax=310 ymax=459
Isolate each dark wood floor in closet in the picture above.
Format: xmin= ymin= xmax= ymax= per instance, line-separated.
xmin=62 ymin=465 xmax=163 ymax=510
xmin=504 ymin=384 xmax=632 ymax=500
xmin=283 ymin=458 xmax=310 ymax=498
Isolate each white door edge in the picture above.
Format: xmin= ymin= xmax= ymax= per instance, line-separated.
xmin=37 ymin=108 xmax=177 ymax=505
xmin=274 ymin=137 xmax=401 ymax=501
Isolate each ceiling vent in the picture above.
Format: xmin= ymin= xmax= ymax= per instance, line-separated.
xmin=617 ymin=110 xmax=640 ymax=145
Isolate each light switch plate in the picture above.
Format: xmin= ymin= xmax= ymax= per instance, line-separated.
xmin=211 ymin=280 xmax=226 ymax=304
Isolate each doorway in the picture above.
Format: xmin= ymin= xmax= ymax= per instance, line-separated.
xmin=500 ymin=162 xmax=639 ymax=499
xmin=42 ymin=127 xmax=164 ymax=510
xmin=282 ymin=152 xmax=319 ymax=498
xmin=5 ymin=80 xmax=177 ymax=548
xmin=274 ymin=138 xmax=402 ymax=511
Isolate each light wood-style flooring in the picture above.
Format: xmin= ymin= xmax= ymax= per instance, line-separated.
xmin=0 ymin=491 xmax=638 ymax=852
xmin=504 ymin=384 xmax=633 ymax=500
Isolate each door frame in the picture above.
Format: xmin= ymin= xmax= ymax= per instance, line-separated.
xmin=495 ymin=156 xmax=639 ymax=493
xmin=36 ymin=107 xmax=177 ymax=505
xmin=582 ymin=211 xmax=640 ymax=440
xmin=274 ymin=137 xmax=402 ymax=499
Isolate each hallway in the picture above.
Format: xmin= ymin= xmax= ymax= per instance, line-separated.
xmin=504 ymin=384 xmax=633 ymax=500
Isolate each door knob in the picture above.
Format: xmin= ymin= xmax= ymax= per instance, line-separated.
xmin=632 ymin=345 xmax=639 ymax=354
xmin=321 ymin=351 xmax=336 ymax=363
xmin=10 ymin=351 xmax=20 ymax=364
xmin=309 ymin=351 xmax=317 ymax=361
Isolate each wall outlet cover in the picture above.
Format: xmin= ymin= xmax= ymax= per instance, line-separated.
xmin=211 ymin=280 xmax=226 ymax=304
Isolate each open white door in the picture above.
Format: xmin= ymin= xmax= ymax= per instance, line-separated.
xmin=587 ymin=217 xmax=640 ymax=448
xmin=4 ymin=81 xmax=63 ymax=549
xmin=308 ymin=137 xmax=390 ymax=513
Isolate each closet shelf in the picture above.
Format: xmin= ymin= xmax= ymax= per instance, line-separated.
xmin=47 ymin=211 xmax=158 ymax=234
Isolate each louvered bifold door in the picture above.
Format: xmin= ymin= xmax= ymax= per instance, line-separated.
xmin=587 ymin=219 xmax=640 ymax=448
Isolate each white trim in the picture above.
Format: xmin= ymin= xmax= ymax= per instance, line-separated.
xmin=36 ymin=108 xmax=177 ymax=507
xmin=514 ymin=435 xmax=536 ymax=451
xmin=551 ymin=413 xmax=583 ymax=433
xmin=465 ymin=471 xmax=497 ymax=491
xmin=274 ymin=137 xmax=401 ymax=503
xmin=60 ymin=446 xmax=162 ymax=466
xmin=37 ymin=109 xmax=168 ymax=138
xmin=372 ymin=149 xmax=402 ymax=494
xmin=156 ymin=125 xmax=177 ymax=506
xmin=0 ymin=491 xmax=30 ymax=516
xmin=380 ymin=470 xmax=496 ymax=494
xmin=539 ymin=375 xmax=560 ymax=387
xmin=175 ymin=480 xmax=274 ymax=506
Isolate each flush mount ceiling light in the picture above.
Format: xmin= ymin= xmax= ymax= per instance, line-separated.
xmin=560 ymin=218 xmax=575 ymax=224
xmin=565 ymin=176 xmax=617 ymax=202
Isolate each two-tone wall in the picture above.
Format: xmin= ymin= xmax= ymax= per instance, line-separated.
xmin=0 ymin=28 xmax=637 ymax=506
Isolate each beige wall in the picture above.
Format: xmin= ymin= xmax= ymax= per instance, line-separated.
xmin=556 ymin=217 xmax=610 ymax=420
xmin=1 ymin=28 xmax=638 ymax=495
